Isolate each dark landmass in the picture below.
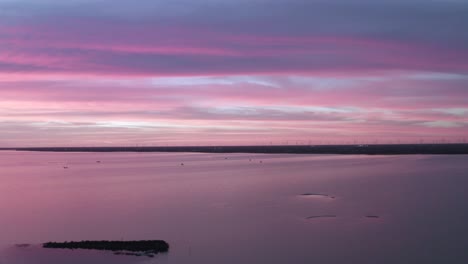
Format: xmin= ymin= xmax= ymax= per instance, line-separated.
xmin=5 ymin=143 xmax=468 ymax=155
xmin=43 ymin=240 xmax=169 ymax=254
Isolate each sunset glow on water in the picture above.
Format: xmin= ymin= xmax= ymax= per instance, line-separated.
xmin=1 ymin=151 xmax=468 ymax=263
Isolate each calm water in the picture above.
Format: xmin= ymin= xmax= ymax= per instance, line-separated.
xmin=1 ymin=151 xmax=468 ymax=264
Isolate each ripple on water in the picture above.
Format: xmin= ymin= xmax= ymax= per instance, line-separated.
xmin=299 ymin=193 xmax=336 ymax=200
xmin=306 ymin=215 xmax=337 ymax=220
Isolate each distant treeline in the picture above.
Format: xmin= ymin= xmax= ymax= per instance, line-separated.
xmin=11 ymin=143 xmax=468 ymax=155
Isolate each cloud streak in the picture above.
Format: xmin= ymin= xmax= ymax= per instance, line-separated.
xmin=2 ymin=0 xmax=468 ymax=76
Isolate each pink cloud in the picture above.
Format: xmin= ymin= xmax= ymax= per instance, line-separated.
xmin=1 ymin=21 xmax=468 ymax=77
xmin=1 ymin=10 xmax=467 ymax=146
xmin=0 ymin=74 xmax=466 ymax=147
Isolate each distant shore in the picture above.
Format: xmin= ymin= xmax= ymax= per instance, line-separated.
xmin=3 ymin=144 xmax=468 ymax=155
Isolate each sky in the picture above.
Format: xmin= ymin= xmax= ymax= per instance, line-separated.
xmin=1 ymin=0 xmax=467 ymax=147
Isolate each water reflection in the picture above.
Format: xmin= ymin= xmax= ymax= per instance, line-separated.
xmin=2 ymin=245 xmax=166 ymax=264
xmin=1 ymin=151 xmax=468 ymax=264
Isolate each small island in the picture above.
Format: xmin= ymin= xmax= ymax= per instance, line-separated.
xmin=43 ymin=240 xmax=169 ymax=256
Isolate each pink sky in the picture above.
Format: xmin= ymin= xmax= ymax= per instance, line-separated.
xmin=1 ymin=0 xmax=467 ymax=146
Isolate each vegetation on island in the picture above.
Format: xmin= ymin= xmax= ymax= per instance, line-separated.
xmin=43 ymin=240 xmax=169 ymax=255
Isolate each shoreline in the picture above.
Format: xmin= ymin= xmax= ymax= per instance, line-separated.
xmin=2 ymin=144 xmax=468 ymax=155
